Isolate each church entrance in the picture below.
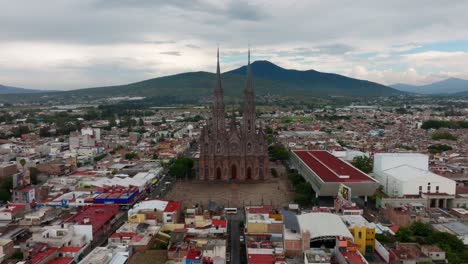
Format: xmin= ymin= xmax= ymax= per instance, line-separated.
xmin=216 ymin=168 xmax=222 ymax=180
xmin=231 ymin=165 xmax=237 ymax=180
xmin=247 ymin=167 xmax=252 ymax=180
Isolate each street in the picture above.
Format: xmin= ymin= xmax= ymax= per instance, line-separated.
xmin=227 ymin=211 xmax=246 ymax=264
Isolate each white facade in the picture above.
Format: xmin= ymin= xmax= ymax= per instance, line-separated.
xmin=373 ymin=153 xmax=456 ymax=197
xmin=374 ymin=153 xmax=428 ymax=172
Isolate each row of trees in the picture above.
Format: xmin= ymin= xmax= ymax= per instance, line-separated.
xmin=431 ymin=131 xmax=457 ymax=141
xmin=421 ymin=120 xmax=468 ymax=129
xmin=288 ymin=170 xmax=317 ymax=207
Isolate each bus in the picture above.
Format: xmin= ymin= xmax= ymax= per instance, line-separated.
xmin=224 ymin=208 xmax=238 ymax=215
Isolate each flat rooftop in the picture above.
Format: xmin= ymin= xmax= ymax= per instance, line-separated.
xmin=293 ymin=150 xmax=376 ymax=183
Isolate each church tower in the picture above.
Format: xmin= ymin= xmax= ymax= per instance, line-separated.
xmin=242 ymin=49 xmax=256 ymax=135
xmin=198 ymin=48 xmax=269 ymax=182
xmin=212 ymin=48 xmax=226 ymax=134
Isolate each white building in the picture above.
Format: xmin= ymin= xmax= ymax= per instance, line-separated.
xmin=373 ymin=153 xmax=456 ymax=197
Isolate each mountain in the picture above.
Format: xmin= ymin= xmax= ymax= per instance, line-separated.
xmin=0 ymin=61 xmax=403 ymax=102
xmin=67 ymin=60 xmax=402 ymax=98
xmin=0 ymin=84 xmax=41 ymax=94
xmin=391 ymin=78 xmax=468 ymax=94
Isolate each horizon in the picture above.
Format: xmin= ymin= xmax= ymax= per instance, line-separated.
xmin=2 ymin=59 xmax=468 ymax=92
xmin=2 ymin=1 xmax=468 ymax=90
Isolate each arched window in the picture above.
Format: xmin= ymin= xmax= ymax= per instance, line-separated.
xmin=216 ymin=142 xmax=221 ymax=153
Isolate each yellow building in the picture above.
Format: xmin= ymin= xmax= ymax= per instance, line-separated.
xmin=341 ymin=215 xmax=376 ymax=254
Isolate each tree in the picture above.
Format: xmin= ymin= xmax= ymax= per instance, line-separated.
xmin=395 ymin=227 xmax=413 ymax=242
xmin=431 ymin=131 xmax=457 ymax=141
xmin=268 ymin=144 xmax=289 ymax=161
xmin=168 ymin=157 xmax=195 ymax=179
xmin=125 ymin=152 xmax=138 ymax=160
xmin=409 ymin=221 xmax=432 ymax=237
xmin=351 ymin=155 xmax=373 ymax=173
xmin=19 ymin=159 xmax=26 ymax=171
xmin=138 ymin=118 xmax=144 ymax=126
xmin=29 ymin=167 xmax=41 ymax=185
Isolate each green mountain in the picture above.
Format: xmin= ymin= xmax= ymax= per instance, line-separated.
xmin=0 ymin=60 xmax=403 ymax=103
xmin=68 ymin=60 xmax=402 ymax=98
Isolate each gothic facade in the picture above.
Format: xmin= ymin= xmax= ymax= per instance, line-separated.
xmin=198 ymin=50 xmax=270 ymax=181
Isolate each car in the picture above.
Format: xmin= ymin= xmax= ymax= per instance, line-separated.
xmin=239 ymin=235 xmax=244 ymax=242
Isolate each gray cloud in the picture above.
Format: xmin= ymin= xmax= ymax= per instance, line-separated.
xmin=1 ymin=0 xmax=468 ymax=89
xmin=160 ymin=51 xmax=181 ymax=56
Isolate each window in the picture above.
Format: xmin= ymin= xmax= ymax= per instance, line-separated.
xmin=436 ymin=186 xmax=439 ymax=193
xmin=427 ymin=186 xmax=431 ymax=192
xmin=419 ymin=186 xmax=422 ymax=195
xmin=358 ymin=231 xmax=362 ymax=239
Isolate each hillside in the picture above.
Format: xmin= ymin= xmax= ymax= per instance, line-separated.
xmin=0 ymin=84 xmax=41 ymax=94
xmin=65 ymin=60 xmax=402 ymax=99
xmin=391 ymin=78 xmax=468 ymax=94
xmin=0 ymin=60 xmax=403 ymax=103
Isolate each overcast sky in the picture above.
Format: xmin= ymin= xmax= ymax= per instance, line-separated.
xmin=2 ymin=0 xmax=468 ymax=90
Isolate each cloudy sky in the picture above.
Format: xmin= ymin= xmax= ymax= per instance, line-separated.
xmin=2 ymin=0 xmax=468 ymax=90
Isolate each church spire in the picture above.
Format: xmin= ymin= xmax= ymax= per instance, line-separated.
xmin=245 ymin=47 xmax=253 ymax=92
xmin=243 ymin=47 xmax=255 ymax=134
xmin=216 ymin=46 xmax=222 ymax=90
xmin=213 ymin=47 xmax=225 ymax=133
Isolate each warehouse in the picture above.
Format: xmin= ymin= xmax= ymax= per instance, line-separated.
xmin=373 ymin=153 xmax=456 ymax=197
xmin=290 ymin=150 xmax=379 ymax=197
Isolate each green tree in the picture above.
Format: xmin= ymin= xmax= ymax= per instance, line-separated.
xmin=19 ymin=159 xmax=26 ymax=171
xmin=0 ymin=176 xmax=13 ymax=202
xmin=268 ymin=144 xmax=289 ymax=161
xmin=168 ymin=157 xmax=195 ymax=179
xmin=431 ymin=131 xmax=457 ymax=141
xmin=125 ymin=152 xmax=138 ymax=160
xmin=395 ymin=227 xmax=413 ymax=242
xmin=138 ymin=118 xmax=144 ymax=126
xmin=29 ymin=167 xmax=41 ymax=185
xmin=351 ymin=155 xmax=373 ymax=173
xmin=409 ymin=221 xmax=432 ymax=237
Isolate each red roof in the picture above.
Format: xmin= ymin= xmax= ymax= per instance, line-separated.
xmin=247 ymin=254 xmax=275 ymax=264
xmin=65 ymin=204 xmax=119 ymax=234
xmin=247 ymin=206 xmax=273 ymax=214
xmin=164 ymin=201 xmax=181 ymax=212
xmin=31 ymin=247 xmax=58 ymax=264
xmin=389 ymin=225 xmax=400 ymax=233
xmin=293 ymin=150 xmax=376 ymax=183
xmin=47 ymin=257 xmax=74 ymax=264
xmin=211 ymin=219 xmax=227 ymax=228
xmin=186 ymin=248 xmax=201 ymax=260
xmin=58 ymin=246 xmax=82 ymax=253
xmin=0 ymin=203 xmax=26 ymax=213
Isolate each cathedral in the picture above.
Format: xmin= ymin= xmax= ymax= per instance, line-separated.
xmin=198 ymin=49 xmax=270 ymax=181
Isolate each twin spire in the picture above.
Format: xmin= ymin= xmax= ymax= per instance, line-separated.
xmin=215 ymin=47 xmax=253 ymax=92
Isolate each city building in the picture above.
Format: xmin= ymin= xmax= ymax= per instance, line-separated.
xmin=290 ymin=150 xmax=379 ymax=197
xmin=65 ymin=204 xmax=120 ymax=242
xmin=128 ymin=199 xmax=181 ymax=225
xmin=198 ymin=50 xmax=269 ymax=181
xmin=340 ymin=215 xmax=376 ymax=254
xmin=374 ymin=153 xmax=456 ymax=208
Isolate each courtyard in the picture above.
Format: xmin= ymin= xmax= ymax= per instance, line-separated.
xmin=165 ymin=171 xmax=294 ymax=208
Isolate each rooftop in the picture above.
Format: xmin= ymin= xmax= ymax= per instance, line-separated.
xmin=65 ymin=204 xmax=119 ymax=234
xmin=293 ymin=150 xmax=376 ymax=183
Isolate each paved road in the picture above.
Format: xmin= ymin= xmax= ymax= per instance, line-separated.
xmin=227 ymin=212 xmax=246 ymax=264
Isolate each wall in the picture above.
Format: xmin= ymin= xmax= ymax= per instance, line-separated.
xmin=374 ymin=240 xmax=390 ymax=263
xmin=374 ymin=154 xmax=428 ymax=172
